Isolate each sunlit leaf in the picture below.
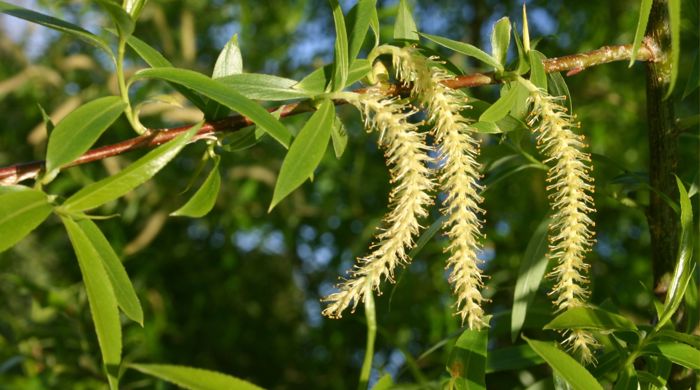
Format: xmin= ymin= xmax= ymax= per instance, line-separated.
xmin=296 ymin=59 xmax=371 ymax=94
xmin=394 ymin=0 xmax=419 ymax=41
xmin=548 ymin=72 xmax=573 ymax=112
xmin=217 ymin=74 xmax=311 ymax=101
xmin=330 ymin=115 xmax=348 ymax=158
xmin=529 ymin=50 xmax=547 ymax=90
xmin=270 ymin=99 xmax=334 ymax=211
xmin=212 ymin=34 xmax=243 ymax=78
xmin=329 ymin=0 xmax=349 ymax=91
xmin=544 ymin=306 xmax=638 ymax=332
xmin=131 ymin=68 xmax=291 ymax=147
xmin=0 ymin=188 xmax=52 ymax=252
xmin=648 ymin=342 xmax=700 ymax=370
xmin=45 ymin=96 xmax=126 ymax=174
xmin=654 ymin=330 xmax=700 ymax=350
xmin=420 ymin=32 xmax=502 ymax=71
xmin=371 ymin=374 xmax=394 ymax=390
xmin=171 ymin=156 xmax=221 ymax=218
xmin=77 ymin=218 xmax=143 ymax=325
xmin=480 ymin=82 xmax=523 ymax=122
xmin=629 ymin=0 xmax=653 ymax=67
xmin=130 ymin=364 xmax=263 ymax=390
xmin=511 ymin=218 xmax=549 ymax=341
xmin=63 ymin=122 xmax=201 ymax=212
xmin=346 ymin=0 xmax=376 ymax=61
xmin=447 ymin=326 xmax=488 ymax=389
xmin=95 ymin=0 xmax=134 ymax=37
xmin=523 ymin=337 xmax=603 ymax=390
xmin=0 ymin=1 xmax=114 ymax=61
xmin=491 ymin=17 xmax=511 ymax=69
xmin=61 ymin=216 xmax=121 ymax=389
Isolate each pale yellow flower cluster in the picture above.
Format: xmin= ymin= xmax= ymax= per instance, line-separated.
xmin=322 ymin=88 xmax=434 ymax=318
xmin=528 ymin=91 xmax=597 ymax=363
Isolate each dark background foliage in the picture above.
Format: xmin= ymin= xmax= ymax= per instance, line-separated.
xmin=0 ymin=0 xmax=697 ymax=388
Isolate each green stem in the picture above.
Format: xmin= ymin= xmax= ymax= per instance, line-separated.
xmin=116 ymin=37 xmax=144 ymax=134
xmin=358 ymin=290 xmax=377 ymax=390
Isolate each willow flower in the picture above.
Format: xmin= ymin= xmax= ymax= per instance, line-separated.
xmin=322 ymin=88 xmax=434 ymax=318
xmin=528 ymin=89 xmax=598 ymax=363
xmin=377 ymin=45 xmax=488 ymax=329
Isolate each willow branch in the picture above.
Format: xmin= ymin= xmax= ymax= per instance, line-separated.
xmin=0 ymin=42 xmax=658 ymax=186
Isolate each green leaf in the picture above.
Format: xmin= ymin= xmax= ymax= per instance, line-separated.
xmin=0 ymin=189 xmax=52 ymax=253
xmin=636 ymin=371 xmax=666 ymax=388
xmin=63 ymin=122 xmax=201 ymax=212
xmin=420 ymin=32 xmax=502 ymax=71
xmin=544 ymin=306 xmax=638 ymax=332
xmin=131 ymin=68 xmax=291 ymax=147
xmin=491 ymin=17 xmax=511 ymax=69
xmin=665 ymin=0 xmax=680 ymax=98
xmin=130 ymin=364 xmax=263 ymax=390
xmin=548 ymin=72 xmax=573 ymax=112
xmin=447 ymin=326 xmax=488 ymax=389
xmin=124 ymin=0 xmax=146 ymax=19
xmin=45 ymin=96 xmax=126 ymax=174
xmin=330 ymin=115 xmax=348 ymax=158
xmin=36 ymin=103 xmax=55 ymax=136
xmin=512 ymin=27 xmax=530 ymax=75
xmin=371 ymin=373 xmax=394 ymax=390
xmin=217 ymin=73 xmax=311 ymax=101
xmin=682 ymin=52 xmax=699 ymax=99
xmin=523 ymin=337 xmax=603 ymax=390
xmin=269 ymin=99 xmax=334 ymax=211
xmin=346 ymin=0 xmax=376 ymax=61
xmin=95 ymin=0 xmax=134 ymax=37
xmin=76 ymin=218 xmax=143 ymax=325
xmin=480 ymin=82 xmax=523 ymax=122
xmin=613 ymin=365 xmax=639 ymax=390
xmin=511 ymin=218 xmax=550 ymax=341
xmin=394 ymin=0 xmax=419 ymax=41
xmin=61 ymin=216 xmax=121 ymax=389
xmin=472 ymin=121 xmax=503 ymax=134
xmin=657 ymin=177 xmax=695 ymax=329
xmin=653 ymin=330 xmax=700 ymax=350
xmin=408 ymin=215 xmax=446 ymax=258
xmin=219 ymin=127 xmax=260 ymax=152
xmin=212 ymin=34 xmax=243 ymax=78
xmin=0 ymin=1 xmax=114 ymax=60
xmin=329 ymin=0 xmax=349 ymax=91
xmin=650 ymin=343 xmax=700 ymax=370
xmin=296 ymin=59 xmax=371 ymax=94
xmin=629 ymin=0 xmax=653 ymax=67
xmin=486 ymin=345 xmax=543 ymax=373
xmin=529 ymin=50 xmax=547 ymax=90
xmin=171 ymin=156 xmax=221 ymax=218
xmin=124 ymin=35 xmax=207 ymax=111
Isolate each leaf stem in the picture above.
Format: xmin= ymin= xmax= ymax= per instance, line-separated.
xmin=358 ymin=290 xmax=377 ymax=390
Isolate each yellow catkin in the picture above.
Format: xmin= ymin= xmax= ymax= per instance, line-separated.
xmin=322 ymin=87 xmax=434 ymax=318
xmin=528 ymin=91 xmax=598 ymax=364
xmin=383 ymin=45 xmax=488 ymax=329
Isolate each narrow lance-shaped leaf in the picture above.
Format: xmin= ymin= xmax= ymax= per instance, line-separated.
xmin=665 ymin=0 xmax=680 ymax=98
xmin=131 ymin=68 xmax=291 ymax=148
xmin=205 ymin=34 xmax=243 ymax=121
xmin=480 ymin=82 xmax=524 ymax=122
xmin=394 ymin=0 xmax=419 ymax=41
xmin=269 ymin=99 xmax=335 ymax=211
xmin=295 ymin=59 xmax=371 ymax=94
xmin=613 ymin=364 xmax=639 ymax=390
xmin=420 ymin=32 xmax=502 ymax=71
xmin=130 ymin=364 xmax=264 ymax=390
xmin=95 ymin=0 xmax=134 ymax=37
xmin=346 ymin=0 xmax=377 ymax=61
xmin=491 ymin=17 xmax=512 ymax=69
xmin=511 ymin=218 xmax=550 ymax=341
xmin=217 ymin=73 xmax=311 ymax=101
xmin=329 ymin=0 xmax=349 ymax=91
xmin=529 ymin=50 xmax=547 ymax=90
xmin=46 ymin=96 xmax=126 ymax=174
xmin=0 ymin=188 xmax=53 ymax=252
xmin=330 ymin=115 xmax=348 ymax=158
xmin=650 ymin=343 xmax=700 ymax=370
xmin=171 ymin=156 xmax=221 ymax=218
xmin=656 ymin=177 xmax=695 ymax=329
xmin=0 ymin=1 xmax=114 ymax=61
xmin=544 ymin=306 xmax=638 ymax=332
xmin=61 ymin=216 xmax=121 ymax=390
xmin=629 ymin=0 xmax=653 ymax=67
xmin=523 ymin=337 xmax=603 ymax=390
xmin=63 ymin=122 xmax=202 ymax=212
xmin=77 ymin=218 xmax=144 ymax=325
xmin=447 ymin=326 xmax=488 ymax=390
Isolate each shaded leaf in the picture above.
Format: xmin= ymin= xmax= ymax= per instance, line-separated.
xmin=130 ymin=364 xmax=263 ymax=390
xmin=511 ymin=218 xmax=550 ymax=341
xmin=95 ymin=0 xmax=134 ymax=37
xmin=0 ymin=189 xmax=52 ymax=252
xmin=523 ymin=337 xmax=603 ymax=390
xmin=270 ymin=99 xmax=334 ymax=211
xmin=76 ymin=218 xmax=143 ymax=325
xmin=371 ymin=374 xmax=394 ymax=390
xmin=171 ymin=156 xmax=221 ymax=218
xmin=0 ymin=1 xmax=114 ymax=60
xmin=491 ymin=17 xmax=511 ymax=68
xmin=629 ymin=0 xmax=653 ymax=67
xmin=649 ymin=343 xmax=700 ymax=370
xmin=529 ymin=50 xmax=547 ymax=90
xmin=486 ymin=344 xmax=543 ymax=373
xmin=296 ymin=59 xmax=371 ymax=94
xmin=61 ymin=216 xmax=121 ymax=389
xmin=394 ymin=0 xmax=418 ymax=41
xmin=63 ymin=122 xmax=201 ymax=212
xmin=45 ymin=96 xmax=126 ymax=174
xmin=665 ymin=0 xmax=680 ymax=98
xmin=544 ymin=306 xmax=638 ymax=332
xmin=132 ymin=68 xmax=291 ymax=147
xmin=548 ymin=72 xmax=573 ymax=112
xmin=447 ymin=326 xmax=488 ymax=389
xmin=613 ymin=365 xmax=639 ymax=390
xmin=219 ymin=127 xmax=260 ymax=152
xmin=330 ymin=115 xmax=348 ymax=158
xmin=682 ymin=52 xmax=699 ymax=99
xmin=420 ymin=32 xmax=502 ymax=71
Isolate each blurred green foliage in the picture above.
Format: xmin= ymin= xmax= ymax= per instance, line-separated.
xmin=0 ymin=0 xmax=697 ymax=389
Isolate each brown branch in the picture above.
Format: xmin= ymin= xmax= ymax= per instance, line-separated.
xmin=0 ymin=42 xmax=658 ymax=186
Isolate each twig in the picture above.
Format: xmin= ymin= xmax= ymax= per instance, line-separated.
xmin=0 ymin=43 xmax=657 ymax=185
